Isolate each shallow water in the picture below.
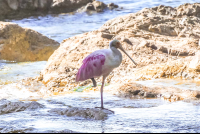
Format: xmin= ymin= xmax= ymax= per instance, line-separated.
xmin=0 ymin=61 xmax=200 ymax=133
xmin=1 ymin=91 xmax=200 ymax=133
xmin=1 ymin=0 xmax=200 ymax=133
xmin=0 ymin=60 xmax=46 ymax=83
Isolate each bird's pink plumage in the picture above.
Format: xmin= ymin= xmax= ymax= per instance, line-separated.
xmin=76 ymin=52 xmax=105 ymax=82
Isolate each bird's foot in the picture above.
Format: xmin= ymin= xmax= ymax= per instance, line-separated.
xmin=95 ymin=107 xmax=114 ymax=114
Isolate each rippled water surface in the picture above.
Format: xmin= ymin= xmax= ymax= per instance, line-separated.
xmin=1 ymin=91 xmax=200 ymax=133
xmin=1 ymin=0 xmax=200 ymax=133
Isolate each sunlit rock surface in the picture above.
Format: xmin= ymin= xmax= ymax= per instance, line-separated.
xmin=48 ymin=107 xmax=113 ymax=120
xmin=115 ymin=82 xmax=200 ymax=101
xmin=25 ymin=3 xmax=200 ymax=100
xmin=0 ymin=99 xmax=44 ymax=115
xmin=0 ymin=22 xmax=59 ymax=62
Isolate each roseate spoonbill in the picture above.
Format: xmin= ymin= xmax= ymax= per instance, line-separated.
xmin=76 ymin=39 xmax=137 ymax=109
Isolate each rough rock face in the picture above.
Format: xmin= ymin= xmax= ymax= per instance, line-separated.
xmin=0 ymin=99 xmax=44 ymax=115
xmin=30 ymin=3 xmax=200 ymax=99
xmin=50 ymin=0 xmax=93 ymax=13
xmin=0 ymin=0 xmax=119 ymax=20
xmin=0 ymin=22 xmax=59 ymax=62
xmin=115 ymin=82 xmax=200 ymax=101
xmin=48 ymin=107 xmax=113 ymax=120
xmin=0 ymin=0 xmax=91 ymax=19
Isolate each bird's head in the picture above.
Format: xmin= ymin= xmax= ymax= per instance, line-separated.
xmin=109 ymin=39 xmax=121 ymax=48
xmin=109 ymin=39 xmax=137 ymax=66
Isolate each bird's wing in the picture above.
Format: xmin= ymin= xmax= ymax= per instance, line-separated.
xmin=76 ymin=51 xmax=106 ymax=82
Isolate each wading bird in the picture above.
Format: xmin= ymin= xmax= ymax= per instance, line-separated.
xmin=76 ymin=39 xmax=137 ymax=109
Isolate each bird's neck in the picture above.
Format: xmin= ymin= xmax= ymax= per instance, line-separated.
xmin=110 ymin=46 xmax=122 ymax=57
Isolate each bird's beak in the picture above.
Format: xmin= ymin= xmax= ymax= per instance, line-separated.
xmin=118 ymin=44 xmax=137 ymax=66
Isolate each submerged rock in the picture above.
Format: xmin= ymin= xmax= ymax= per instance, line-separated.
xmin=0 ymin=99 xmax=44 ymax=115
xmin=0 ymin=127 xmax=35 ymax=133
xmin=0 ymin=126 xmax=81 ymax=133
xmin=48 ymin=107 xmax=113 ymax=120
xmin=40 ymin=129 xmax=82 ymax=133
xmin=0 ymin=22 xmax=59 ymax=62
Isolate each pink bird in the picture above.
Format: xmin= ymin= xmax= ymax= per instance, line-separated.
xmin=76 ymin=39 xmax=137 ymax=109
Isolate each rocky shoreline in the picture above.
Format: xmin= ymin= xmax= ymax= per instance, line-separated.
xmin=29 ymin=3 xmax=200 ymax=100
xmin=1 ymin=2 xmax=200 ymax=102
xmin=0 ymin=0 xmax=119 ymax=20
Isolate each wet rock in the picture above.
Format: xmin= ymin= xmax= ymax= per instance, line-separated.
xmin=0 ymin=0 xmax=119 ymax=20
xmin=92 ymin=1 xmax=107 ymax=12
xmin=0 ymin=22 xmax=59 ymax=62
xmin=40 ymin=129 xmax=82 ymax=133
xmin=0 ymin=127 xmax=35 ymax=133
xmin=107 ymin=3 xmax=119 ymax=10
xmin=116 ymin=82 xmax=159 ymax=99
xmin=48 ymin=107 xmax=113 ymax=120
xmin=0 ymin=99 xmax=44 ymax=115
xmin=0 ymin=0 xmax=53 ymax=19
xmin=0 ymin=1 xmax=12 ymax=20
xmin=115 ymin=82 xmax=200 ymax=101
xmin=84 ymin=1 xmax=118 ymax=12
xmin=85 ymin=3 xmax=95 ymax=11
xmin=0 ymin=0 xmax=92 ymax=20
xmin=51 ymin=0 xmax=92 ymax=13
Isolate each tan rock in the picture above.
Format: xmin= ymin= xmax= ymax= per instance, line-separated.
xmin=0 ymin=22 xmax=59 ymax=62
xmin=189 ymin=51 xmax=200 ymax=71
xmin=176 ymin=3 xmax=200 ymax=17
xmin=26 ymin=3 xmax=200 ymax=99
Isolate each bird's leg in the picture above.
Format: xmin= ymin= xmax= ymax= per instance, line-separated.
xmin=95 ymin=76 xmax=114 ymax=113
xmin=91 ymin=78 xmax=97 ymax=87
xmin=100 ymin=76 xmax=105 ymax=109
xmin=95 ymin=76 xmax=105 ymax=109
